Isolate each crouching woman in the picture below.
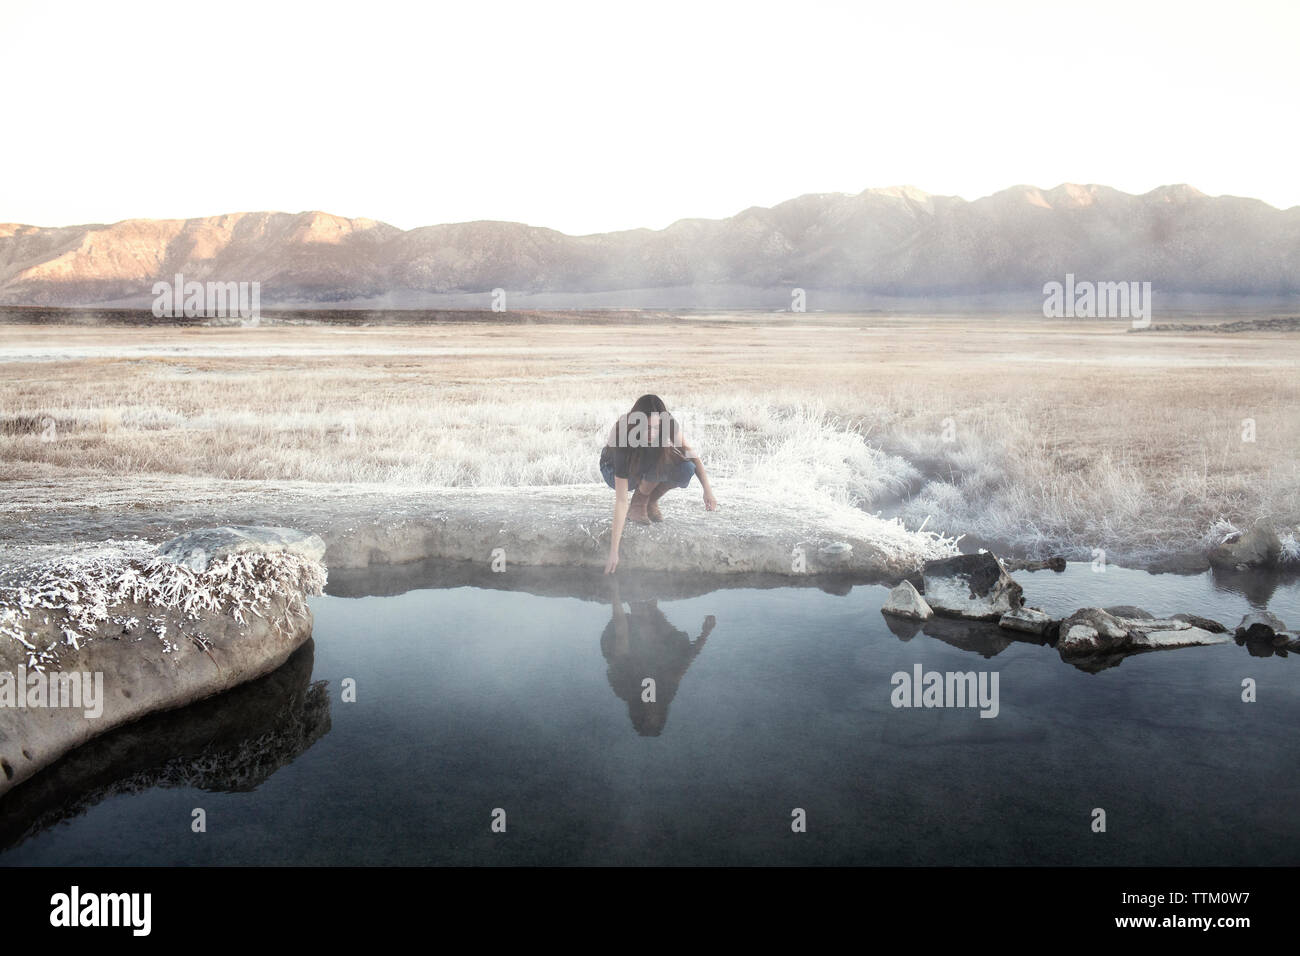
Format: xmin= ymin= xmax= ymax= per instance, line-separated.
xmin=601 ymin=394 xmax=718 ymax=574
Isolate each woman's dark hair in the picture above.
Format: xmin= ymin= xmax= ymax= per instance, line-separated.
xmin=617 ymin=393 xmax=682 ymax=485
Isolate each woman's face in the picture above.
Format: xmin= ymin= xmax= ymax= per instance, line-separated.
xmin=648 ymin=412 xmax=661 ymax=444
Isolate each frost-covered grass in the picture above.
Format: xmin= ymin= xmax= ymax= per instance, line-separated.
xmin=2 ymin=318 xmax=1298 ymax=564
xmin=0 ymin=542 xmax=326 ymax=671
xmin=883 ymin=382 xmax=1300 ymax=563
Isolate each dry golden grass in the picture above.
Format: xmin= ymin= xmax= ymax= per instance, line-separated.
xmin=1 ymin=315 xmax=1297 ymax=561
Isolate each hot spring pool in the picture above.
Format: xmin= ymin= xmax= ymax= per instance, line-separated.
xmin=2 ymin=562 xmax=1298 ymax=865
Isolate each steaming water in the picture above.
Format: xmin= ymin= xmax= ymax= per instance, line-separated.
xmin=3 ymin=563 xmax=1299 ymax=865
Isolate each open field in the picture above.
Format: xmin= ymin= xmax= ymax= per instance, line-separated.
xmin=1 ymin=314 xmax=1298 ymax=567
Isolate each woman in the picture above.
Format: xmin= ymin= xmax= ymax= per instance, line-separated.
xmin=601 ymin=394 xmax=718 ymax=574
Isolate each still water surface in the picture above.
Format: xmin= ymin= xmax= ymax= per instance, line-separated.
xmin=2 ymin=563 xmax=1298 ymax=865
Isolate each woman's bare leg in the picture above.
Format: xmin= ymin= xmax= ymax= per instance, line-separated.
xmin=628 ymin=479 xmax=655 ymax=524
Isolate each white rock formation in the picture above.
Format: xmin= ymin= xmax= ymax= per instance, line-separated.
xmin=998 ymin=606 xmax=1054 ymax=636
xmin=920 ymin=552 xmax=1023 ymax=621
xmin=881 ymin=580 xmax=933 ymax=620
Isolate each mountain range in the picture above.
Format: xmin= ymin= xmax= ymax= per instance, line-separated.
xmin=2 ymin=184 xmax=1298 ymax=308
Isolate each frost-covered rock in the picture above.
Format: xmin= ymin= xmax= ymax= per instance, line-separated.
xmin=1235 ymin=610 xmax=1287 ymax=642
xmin=921 ymin=552 xmax=1023 ymax=621
xmin=1057 ymin=608 xmax=1129 ymax=655
xmin=1124 ymin=619 xmax=1232 ymax=650
xmin=818 ymin=541 xmax=853 ymax=566
xmin=999 ymin=606 xmax=1054 ymax=636
xmin=1059 ymin=624 xmax=1101 ymax=654
xmin=1058 ymin=607 xmax=1233 ymax=656
xmin=1208 ymin=524 xmax=1282 ymax=570
xmin=0 ymin=480 xmax=963 ymax=576
xmin=1171 ymin=613 xmax=1227 ymax=633
xmin=881 ymin=580 xmax=933 ymax=620
xmin=157 ymin=526 xmax=326 ymax=572
xmin=0 ymin=531 xmax=326 ymax=797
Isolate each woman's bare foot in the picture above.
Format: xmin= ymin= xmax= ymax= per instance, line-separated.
xmin=646 ymin=482 xmax=670 ymax=522
xmin=627 ymin=488 xmax=651 ymax=524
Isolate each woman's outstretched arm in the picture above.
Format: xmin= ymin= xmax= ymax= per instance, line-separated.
xmin=692 ymin=456 xmax=718 ymax=511
xmin=680 ymin=431 xmax=718 ymax=511
xmin=605 ymin=475 xmax=630 ymax=574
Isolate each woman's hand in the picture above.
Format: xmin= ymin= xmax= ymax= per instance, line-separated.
xmin=608 ymin=476 xmax=629 ymax=574
xmin=703 ymin=490 xmax=719 ymax=512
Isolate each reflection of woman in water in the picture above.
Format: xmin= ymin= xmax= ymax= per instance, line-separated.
xmin=600 ymin=586 xmax=714 ymax=736
xmin=601 ymin=394 xmax=718 ymax=574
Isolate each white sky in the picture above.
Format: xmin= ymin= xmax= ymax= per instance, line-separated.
xmin=2 ymin=0 xmax=1297 ymax=233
